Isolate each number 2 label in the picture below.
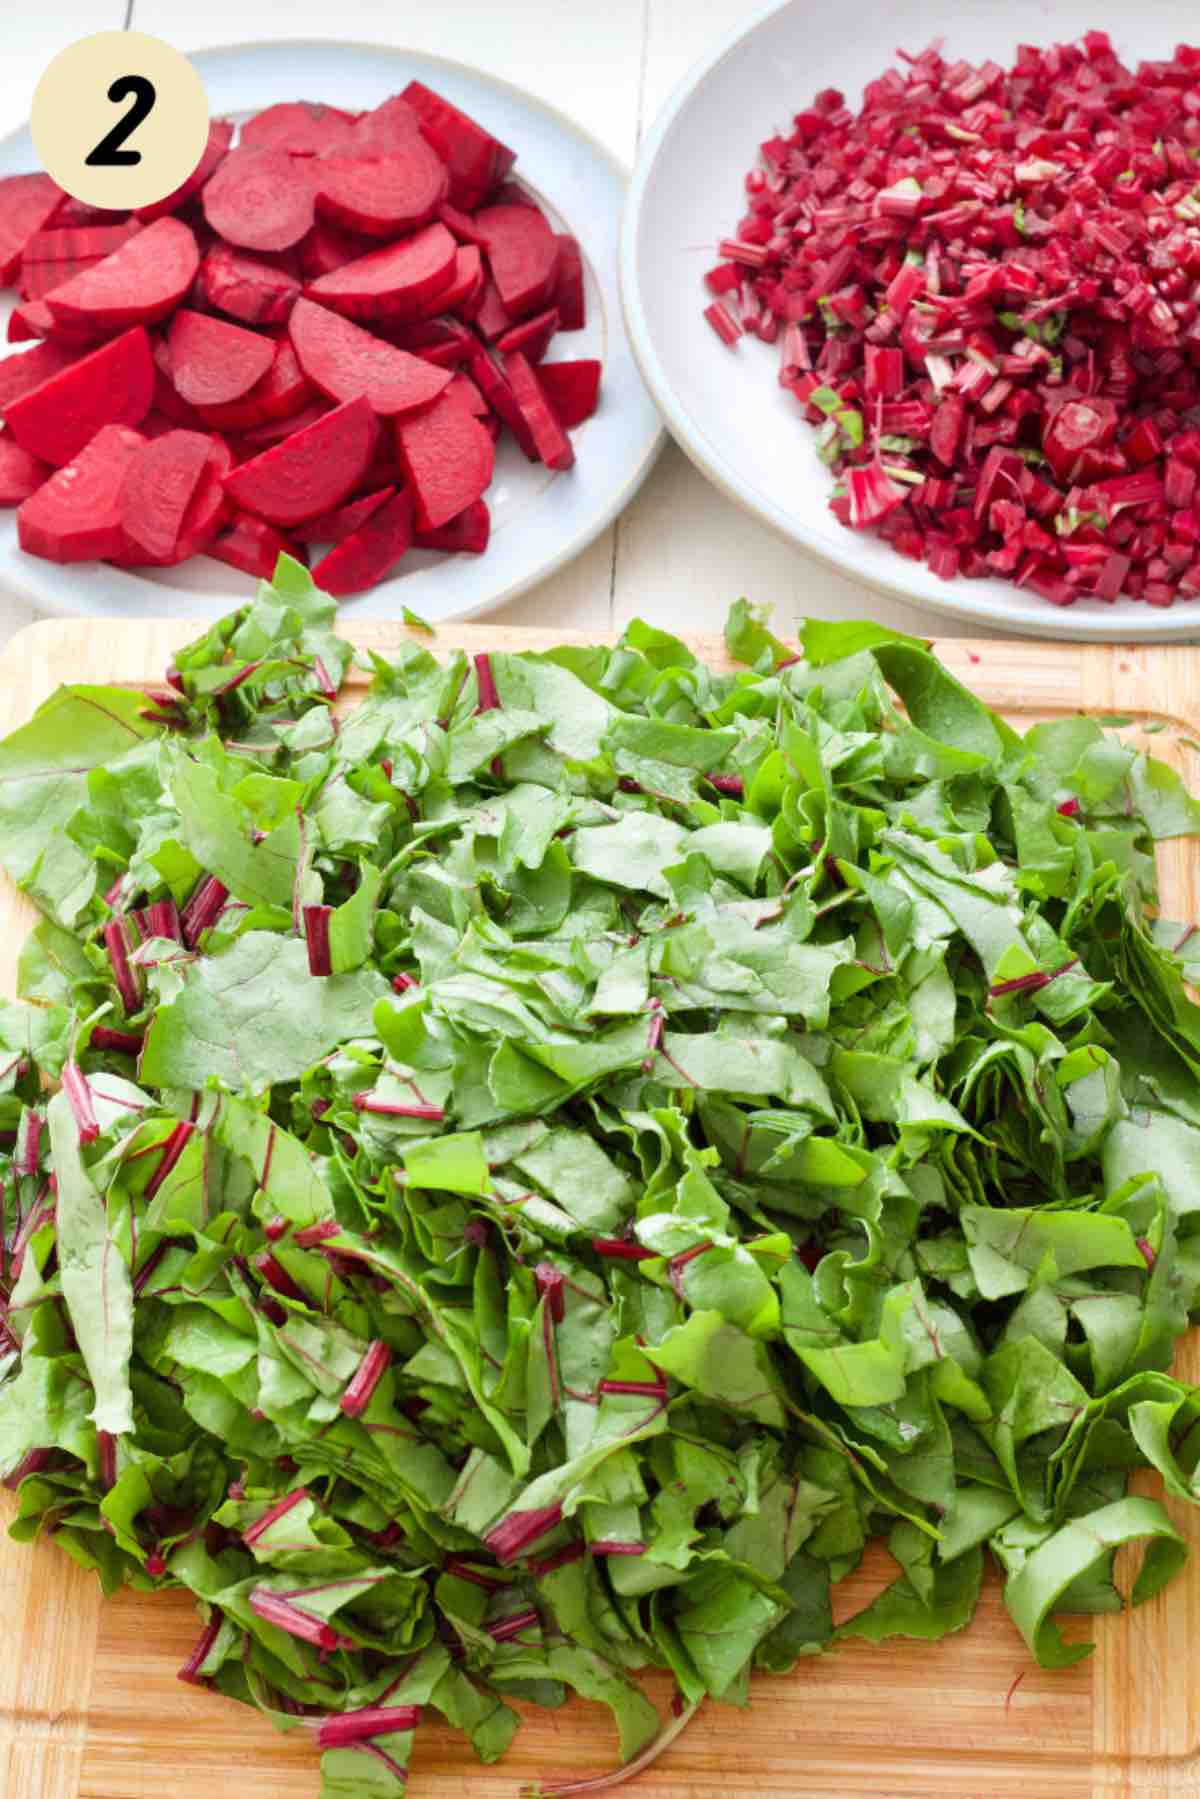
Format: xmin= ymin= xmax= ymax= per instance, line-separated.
xmin=85 ymin=75 xmax=158 ymax=169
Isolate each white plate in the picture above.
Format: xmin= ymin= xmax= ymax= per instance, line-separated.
xmin=0 ymin=39 xmax=663 ymax=622
xmin=621 ymin=0 xmax=1200 ymax=642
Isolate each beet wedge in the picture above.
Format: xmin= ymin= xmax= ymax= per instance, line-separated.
xmin=288 ymin=297 xmax=451 ymax=416
xmin=341 ymin=96 xmax=424 ymax=157
xmin=200 ymin=244 xmax=300 ymax=326
xmin=118 ymin=429 xmax=214 ymax=562
xmin=415 ymin=497 xmax=490 ymax=554
xmin=224 ymin=395 xmax=378 ymax=525
xmin=208 ymin=513 xmax=305 ymax=577
xmin=401 ymin=81 xmax=516 ymax=209
xmin=467 ymin=343 xmax=538 ymax=458
xmin=496 ymin=307 xmax=560 ymax=363
xmin=202 ymin=149 xmax=316 ymax=253
xmin=240 ymin=101 xmax=356 ymax=158
xmin=0 ymin=434 xmax=50 ymax=506
xmin=504 ymin=351 xmax=575 ymax=469
xmin=0 ymin=341 xmax=82 ymax=414
xmin=537 ymin=359 xmax=602 ymax=429
xmin=44 ymin=219 xmax=199 ymax=330
xmin=195 ymin=339 xmax=310 ymax=431
xmin=395 ymin=388 xmax=494 ymax=530
xmin=5 ymin=327 xmax=153 ymax=467
xmin=136 ymin=119 xmax=234 ymax=223
xmin=306 ymin=223 xmax=458 ymax=322
xmin=169 ymin=310 xmax=276 ymax=409
xmin=0 ymin=175 xmax=63 ymax=285
xmin=476 ymin=202 xmax=559 ymax=318
xmin=298 ymin=220 xmax=372 ymax=280
xmin=553 ymin=235 xmax=586 ymax=330
xmin=233 ymin=397 xmax=332 ymax=454
xmin=293 ymin=485 xmax=395 ymax=545
xmin=17 ymin=424 xmax=145 ymax=561
xmin=310 ymin=487 xmax=413 ymax=595
xmin=314 ymin=143 xmax=448 ymax=238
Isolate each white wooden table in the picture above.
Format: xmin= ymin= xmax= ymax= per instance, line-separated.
xmin=0 ymin=0 xmax=982 ymax=646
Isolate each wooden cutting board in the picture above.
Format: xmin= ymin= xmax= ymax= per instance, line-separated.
xmin=0 ymin=616 xmax=1198 ymax=1799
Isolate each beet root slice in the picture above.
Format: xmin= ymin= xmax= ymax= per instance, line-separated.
xmin=0 ymin=175 xmax=64 ymax=285
xmin=298 ymin=220 xmax=373 ymax=279
xmin=474 ymin=277 xmax=513 ymax=342
xmin=293 ymin=484 xmax=395 ymax=544
xmin=223 ymin=394 xmax=378 ymax=525
xmin=476 ymin=202 xmax=559 ymax=318
xmin=0 ymin=434 xmax=50 ymax=505
xmin=467 ymin=342 xmax=538 ymax=458
xmin=415 ymin=496 xmax=490 ymax=554
xmin=395 ymin=388 xmax=495 ymax=530
xmin=233 ymin=397 xmax=333 ymax=455
xmin=17 ymin=424 xmax=145 ymax=561
xmin=208 ymin=512 xmax=306 ymax=577
xmin=195 ymin=339 xmax=310 ymax=431
xmin=496 ymin=306 xmax=560 ymax=363
xmin=341 ymin=96 xmax=424 ymax=158
xmin=200 ymin=244 xmax=300 ymax=326
xmin=403 ymin=245 xmax=482 ymax=323
xmin=168 ymin=309 xmax=276 ymax=409
xmin=443 ymin=372 xmax=487 ymax=416
xmin=401 ymin=81 xmax=516 ymax=210
xmin=135 ymin=118 xmax=234 ymax=223
xmin=305 ymin=222 xmax=458 ymax=322
xmin=44 ymin=219 xmax=199 ymax=329
xmin=553 ymin=235 xmax=586 ymax=330
xmin=22 ymin=222 xmax=141 ymax=270
xmin=203 ymin=149 xmax=316 ymax=254
xmin=0 ymin=341 xmax=82 ymax=414
xmin=537 ymin=359 xmax=601 ymax=429
xmin=8 ymin=299 xmax=104 ymax=348
xmin=314 ymin=142 xmax=448 ymax=238
xmin=240 ymin=102 xmax=356 ymax=158
xmin=503 ymin=351 xmax=576 ymax=470
xmin=288 ymin=296 xmax=451 ymax=417
xmin=5 ymin=326 xmax=153 ymax=467
xmin=310 ymin=487 xmax=413 ymax=595
xmin=118 ymin=428 xmax=214 ymax=561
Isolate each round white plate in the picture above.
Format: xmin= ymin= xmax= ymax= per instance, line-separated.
xmin=622 ymin=0 xmax=1200 ymax=641
xmin=0 ymin=40 xmax=663 ymax=622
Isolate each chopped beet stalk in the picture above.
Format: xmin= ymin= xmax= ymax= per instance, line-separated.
xmin=118 ymin=429 xmax=214 ymax=563
xmin=288 ymin=296 xmax=451 ymax=416
xmin=704 ymin=301 xmax=742 ymax=347
xmin=135 ymin=118 xmax=234 ymax=222
xmin=391 ymin=971 xmax=420 ymax=992
xmin=1042 ymin=397 xmax=1118 ymax=484
xmin=224 ymin=395 xmax=378 ymax=526
xmin=474 ymin=651 xmax=500 ymax=713
xmin=143 ymin=1121 xmax=194 ymax=1201
xmin=0 ymin=340 xmax=82 ymax=414
xmin=340 ymin=1340 xmax=391 ymax=1417
xmin=203 ymin=149 xmax=315 ymax=253
xmin=306 ymin=222 xmax=458 ymax=322
xmin=352 ymin=1092 xmax=444 ymax=1121
xmin=314 ymin=142 xmax=448 ymax=238
xmin=846 ymin=462 xmax=907 ymax=528
xmin=503 ymin=352 xmax=575 ymax=470
xmin=310 ymin=487 xmax=414 ymax=595
xmin=0 ymin=175 xmax=64 ymax=284
xmin=44 ymin=218 xmax=199 ymax=329
xmin=292 ymin=1220 xmax=340 ymax=1248
xmin=199 ymin=243 xmax=300 ymax=327
xmin=61 ymin=1060 xmax=100 ymax=1144
xmin=536 ymin=360 xmax=601 ymax=431
xmin=91 ymin=1026 xmax=143 ymax=1056
xmin=240 ymin=101 xmax=356 ymax=157
xmin=196 ymin=340 xmax=310 ymax=432
xmin=5 ymin=326 xmax=153 ymax=467
xmin=402 ymin=81 xmax=517 ymax=209
xmin=475 ymin=202 xmax=559 ymax=318
xmin=208 ymin=513 xmax=304 ymax=579
xmin=103 ymin=918 xmax=142 ymax=1016
xmin=253 ymin=1249 xmax=305 ymax=1302
xmin=591 ymin=1238 xmax=654 ymax=1261
xmin=415 ymin=497 xmax=491 ymax=554
xmin=18 ymin=424 xmax=145 ymax=562
xmin=303 ymin=904 xmax=333 ymax=975
xmin=294 ymin=484 xmax=395 ymax=545
xmin=553 ymin=235 xmax=586 ymax=330
xmin=395 ymin=389 xmax=495 ymax=530
xmin=248 ymin=1588 xmax=354 ymax=1651
xmin=0 ymin=435 xmax=49 ymax=506
xmin=181 ymin=875 xmax=230 ymax=946
xmin=496 ymin=307 xmax=560 ymax=364
xmin=484 ymin=1503 xmax=563 ymax=1565
xmin=168 ymin=310 xmax=276 ymax=408
xmin=316 ymin=1706 xmax=422 ymax=1750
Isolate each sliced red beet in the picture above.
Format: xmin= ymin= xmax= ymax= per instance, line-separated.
xmin=310 ymin=487 xmax=413 ymax=595
xmin=118 ymin=428 xmax=214 ymax=561
xmin=496 ymin=307 xmax=560 ymax=363
xmin=340 ymin=96 xmax=424 ymax=158
xmin=474 ymin=278 xmax=512 ymax=342
xmin=195 ymin=338 xmax=310 ymax=430
xmin=314 ymin=143 xmax=448 ymax=238
xmin=44 ymin=219 xmax=199 ymax=329
xmin=503 ymin=351 xmax=575 ymax=470
xmin=17 ymin=424 xmax=144 ymax=561
xmin=7 ymin=298 xmax=104 ymax=347
xmin=240 ymin=102 xmax=356 ymax=158
xmin=0 ymin=433 xmax=50 ymax=505
xmin=408 ymin=245 xmax=482 ymax=322
xmin=402 ymin=82 xmax=516 ymax=209
xmin=208 ymin=512 xmax=305 ymax=577
xmin=395 ymin=389 xmax=494 ymax=530
xmin=438 ymin=202 xmax=489 ymax=248
xmin=200 ymin=244 xmax=300 ymax=325
xmin=22 ymin=221 xmax=141 ymax=269
xmin=298 ymin=220 xmax=372 ymax=280
xmin=537 ymin=359 xmax=601 ymax=430
xmin=140 ymin=410 xmax=184 ymax=439
xmin=20 ymin=255 xmax=107 ymax=304
xmin=152 ymin=353 xmax=209 ymax=430
xmin=293 ymin=484 xmax=395 ymax=544
xmin=415 ymin=497 xmax=490 ymax=554
xmin=288 ymin=296 xmax=451 ymax=416
xmin=387 ymin=313 xmax=475 ymax=359
xmin=135 ymin=119 xmax=234 ymax=223
xmin=175 ymin=437 xmax=233 ymax=557
xmin=0 ymin=175 xmax=64 ymax=284
xmin=168 ymin=309 xmax=276 ymax=408
xmin=553 ymin=236 xmax=585 ymax=330
xmin=0 ymin=341 xmax=81 ymax=413
xmin=443 ymin=371 xmax=487 ymax=416
xmin=306 ymin=222 xmax=457 ymax=321
xmin=467 ymin=342 xmax=538 ymax=457
xmin=5 ymin=327 xmax=153 ymax=466
xmin=233 ymin=397 xmax=332 ymax=455
xmin=224 ymin=395 xmax=378 ymax=524
xmin=475 ymin=203 xmax=558 ymax=318
xmin=203 ymin=150 xmax=315 ymax=254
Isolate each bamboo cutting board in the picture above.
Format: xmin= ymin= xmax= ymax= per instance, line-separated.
xmin=0 ymin=616 xmax=1198 ymax=1799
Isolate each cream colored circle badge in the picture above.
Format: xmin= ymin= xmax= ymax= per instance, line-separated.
xmin=31 ymin=31 xmax=209 ymax=212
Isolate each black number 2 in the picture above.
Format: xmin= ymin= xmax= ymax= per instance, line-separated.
xmin=85 ymin=74 xmax=156 ymax=168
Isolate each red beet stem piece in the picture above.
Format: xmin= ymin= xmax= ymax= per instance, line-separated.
xmin=0 ymin=341 xmax=81 ymax=413
xmin=44 ymin=219 xmax=199 ymax=329
xmin=17 ymin=424 xmax=145 ymax=561
xmin=5 ymin=326 xmax=153 ymax=467
xmin=200 ymin=244 xmax=300 ymax=327
xmin=484 ymin=1503 xmax=563 ymax=1565
xmin=240 ymin=101 xmax=356 ymax=158
xmin=136 ymin=119 xmax=234 ymax=223
xmin=352 ymin=1092 xmax=444 ymax=1121
xmin=537 ymin=360 xmax=601 ymax=430
xmin=340 ymin=1340 xmax=391 ymax=1417
xmin=195 ymin=339 xmax=310 ymax=432
xmin=91 ymin=1026 xmax=143 ymax=1056
xmin=553 ymin=236 xmax=586 ymax=330
xmin=0 ymin=175 xmax=63 ymax=283
xmin=118 ymin=429 xmax=214 ymax=563
xmin=466 ymin=343 xmax=538 ymax=458
xmin=306 ymin=222 xmax=458 ymax=322
xmin=303 ymin=904 xmax=333 ymax=975
xmin=224 ymin=395 xmax=378 ymax=525
xmin=208 ymin=514 xmax=304 ymax=579
xmin=168 ymin=310 xmax=276 ymax=408
xmin=315 ymin=1706 xmax=421 ymax=1751
xmin=103 ymin=917 xmax=142 ymax=1015
xmin=402 ymin=81 xmax=517 ymax=210
xmin=310 ymin=487 xmax=413 ymax=596
xmin=475 ymin=203 xmax=559 ymax=318
xmin=294 ymin=485 xmax=395 ymax=545
xmin=496 ymin=307 xmax=560 ymax=363
xmin=203 ymin=149 xmax=316 ymax=254
xmin=0 ymin=435 xmax=50 ymax=506
xmin=314 ymin=142 xmax=448 ymax=238
xmin=181 ymin=875 xmax=229 ymax=946
xmin=61 ymin=1060 xmax=100 ymax=1145
xmin=288 ymin=296 xmax=451 ymax=417
xmin=415 ymin=497 xmax=490 ymax=554
xmin=503 ymin=352 xmax=576 ymax=470
xmin=395 ymin=390 xmax=495 ymax=530
xmin=144 ymin=1120 xmax=194 ymax=1202
xmin=247 ymin=1589 xmax=354 ymax=1653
